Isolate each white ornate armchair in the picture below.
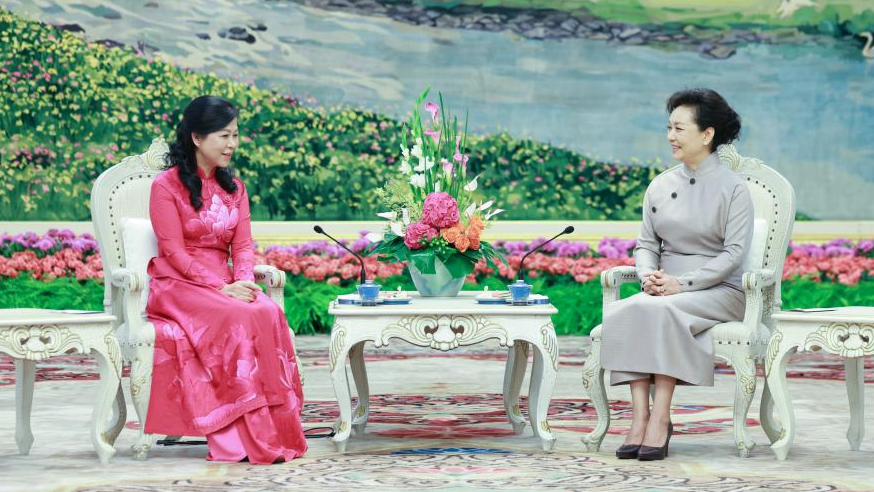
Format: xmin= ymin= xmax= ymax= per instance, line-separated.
xmin=581 ymin=144 xmax=796 ymax=457
xmin=90 ymin=137 xmax=292 ymax=460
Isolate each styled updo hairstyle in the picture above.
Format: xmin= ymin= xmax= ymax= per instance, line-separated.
xmin=666 ymin=88 xmax=741 ymax=150
xmin=165 ymin=95 xmax=239 ymax=210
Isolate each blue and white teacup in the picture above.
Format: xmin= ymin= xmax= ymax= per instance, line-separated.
xmin=507 ymin=280 xmax=532 ymax=305
xmin=357 ymin=279 xmax=381 ymax=306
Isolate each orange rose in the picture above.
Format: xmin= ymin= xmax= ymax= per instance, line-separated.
xmin=441 ymin=225 xmax=464 ymax=243
xmin=467 ymin=234 xmax=481 ymax=250
xmin=468 ymin=215 xmax=485 ymax=233
xmin=465 ymin=225 xmax=481 ymax=250
xmin=455 ymin=235 xmax=470 ymax=253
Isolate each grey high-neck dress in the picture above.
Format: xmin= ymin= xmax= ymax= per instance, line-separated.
xmin=600 ymin=152 xmax=754 ymax=386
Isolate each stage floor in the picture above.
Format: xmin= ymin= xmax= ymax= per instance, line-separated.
xmin=1 ymin=336 xmax=872 ymax=492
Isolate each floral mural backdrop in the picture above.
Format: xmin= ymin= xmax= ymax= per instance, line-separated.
xmin=1 ymin=0 xmax=873 ymax=221
xmin=1 ymin=1 xmax=873 ymax=331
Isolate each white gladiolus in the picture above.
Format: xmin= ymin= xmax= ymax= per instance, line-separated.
xmin=402 ymin=208 xmax=410 ymax=224
xmin=464 ymin=175 xmax=479 ymax=192
xmin=410 ymin=173 xmax=426 ymax=188
xmin=464 ymin=202 xmax=477 ymax=217
xmin=411 ymin=143 xmax=423 ymax=159
xmin=413 ymin=160 xmax=424 ymax=172
xmin=434 ymin=181 xmax=441 ymax=192
xmin=376 ymin=211 xmax=398 ymax=220
xmin=424 ymin=157 xmax=435 ymax=170
xmin=399 ymin=160 xmax=412 ymax=174
xmin=401 ymin=145 xmax=410 ymax=160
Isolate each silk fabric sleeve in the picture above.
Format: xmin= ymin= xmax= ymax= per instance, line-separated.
xmin=230 ymin=181 xmax=255 ymax=282
xmin=633 ymin=187 xmax=661 ymax=285
xmin=150 ymin=180 xmax=227 ymax=289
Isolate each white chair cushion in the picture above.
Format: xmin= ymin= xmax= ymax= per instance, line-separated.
xmin=742 ymin=218 xmax=767 ymax=272
xmin=120 ymin=217 xmax=158 ymax=313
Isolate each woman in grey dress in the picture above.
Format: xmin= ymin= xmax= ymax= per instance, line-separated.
xmin=600 ymin=88 xmax=753 ymax=461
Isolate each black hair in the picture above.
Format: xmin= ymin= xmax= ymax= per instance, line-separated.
xmin=165 ymin=95 xmax=239 ymax=210
xmin=666 ymin=88 xmax=741 ymax=150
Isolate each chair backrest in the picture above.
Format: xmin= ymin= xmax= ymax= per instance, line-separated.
xmin=718 ymin=144 xmax=796 ymax=324
xmin=90 ymin=137 xmax=167 ymax=324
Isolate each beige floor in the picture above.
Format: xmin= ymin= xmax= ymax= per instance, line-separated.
xmin=0 ymin=336 xmax=872 ymax=492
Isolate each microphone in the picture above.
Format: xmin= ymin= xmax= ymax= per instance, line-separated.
xmin=517 ymin=226 xmax=575 ymax=281
xmin=313 ymin=225 xmax=367 ymax=285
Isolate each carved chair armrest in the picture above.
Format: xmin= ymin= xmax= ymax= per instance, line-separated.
xmin=110 ymin=267 xmax=145 ymax=291
xmin=254 ymin=265 xmax=287 ymax=312
xmin=742 ymin=268 xmax=776 ymax=290
xmin=600 ymin=266 xmax=639 ymax=306
xmin=109 ymin=268 xmax=153 ymax=346
xmin=740 ymin=268 xmax=777 ymax=340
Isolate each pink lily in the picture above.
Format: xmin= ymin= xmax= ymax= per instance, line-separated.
xmin=453 ymin=135 xmax=469 ymax=168
xmin=424 ymin=129 xmax=441 ymax=144
xmin=425 ymin=102 xmax=440 ymax=123
xmin=441 ymin=158 xmax=453 ymax=175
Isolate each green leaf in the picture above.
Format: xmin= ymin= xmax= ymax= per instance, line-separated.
xmin=409 ymin=249 xmax=437 ymax=274
xmin=443 ymin=252 xmax=476 ymax=279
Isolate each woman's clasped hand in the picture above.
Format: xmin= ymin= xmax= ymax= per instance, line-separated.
xmin=642 ymin=269 xmax=681 ymax=296
xmin=220 ymin=281 xmax=262 ymax=302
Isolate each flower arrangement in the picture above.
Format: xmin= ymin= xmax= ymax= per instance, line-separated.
xmin=365 ymin=89 xmax=506 ymax=283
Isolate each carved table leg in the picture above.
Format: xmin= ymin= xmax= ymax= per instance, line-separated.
xmin=14 ymin=358 xmax=36 ymax=455
xmin=581 ymin=336 xmax=609 ymax=452
xmin=330 ymin=327 xmax=354 ymax=453
xmin=349 ymin=342 xmax=370 ymax=436
xmin=765 ymin=333 xmax=799 ymax=461
xmin=528 ymin=329 xmax=558 ymax=452
xmin=503 ymin=342 xmax=529 ymax=435
xmin=844 ymin=356 xmax=865 ymax=451
xmin=91 ymin=340 xmax=122 ymax=464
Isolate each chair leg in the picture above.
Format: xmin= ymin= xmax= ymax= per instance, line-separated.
xmin=130 ymin=351 xmax=156 ymax=460
xmin=760 ymin=377 xmax=781 ymax=444
xmin=581 ymin=335 xmax=609 ymax=452
xmin=731 ymin=351 xmax=757 ymax=458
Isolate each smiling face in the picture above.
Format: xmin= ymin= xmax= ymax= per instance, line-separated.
xmin=667 ymin=106 xmax=713 ymax=168
xmin=192 ymin=118 xmax=238 ymax=176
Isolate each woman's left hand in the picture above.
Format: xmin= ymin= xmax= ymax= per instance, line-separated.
xmin=651 ymin=270 xmax=681 ymax=296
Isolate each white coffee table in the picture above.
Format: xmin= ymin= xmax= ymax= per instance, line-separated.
xmin=0 ymin=309 xmax=125 ymax=464
xmin=327 ymin=291 xmax=559 ymax=452
xmin=766 ymin=306 xmax=874 ymax=460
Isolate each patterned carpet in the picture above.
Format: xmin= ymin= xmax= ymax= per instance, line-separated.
xmin=1 ymin=337 xmax=872 ymax=492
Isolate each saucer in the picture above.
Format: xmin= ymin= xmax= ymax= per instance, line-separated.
xmin=474 ymin=292 xmax=550 ymax=305
xmin=337 ymin=294 xmax=412 ymax=305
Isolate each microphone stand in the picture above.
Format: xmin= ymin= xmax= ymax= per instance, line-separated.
xmin=517 ymin=226 xmax=575 ymax=282
xmin=314 ymin=225 xmax=367 ymax=285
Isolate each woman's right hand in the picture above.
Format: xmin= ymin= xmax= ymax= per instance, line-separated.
xmin=221 ymin=281 xmax=261 ymax=302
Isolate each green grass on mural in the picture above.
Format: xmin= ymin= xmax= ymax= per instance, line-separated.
xmin=2 ymin=276 xmax=870 ymax=336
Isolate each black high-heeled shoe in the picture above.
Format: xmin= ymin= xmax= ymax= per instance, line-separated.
xmin=638 ymin=421 xmax=673 ymax=461
xmin=615 ymin=443 xmax=642 ymax=459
